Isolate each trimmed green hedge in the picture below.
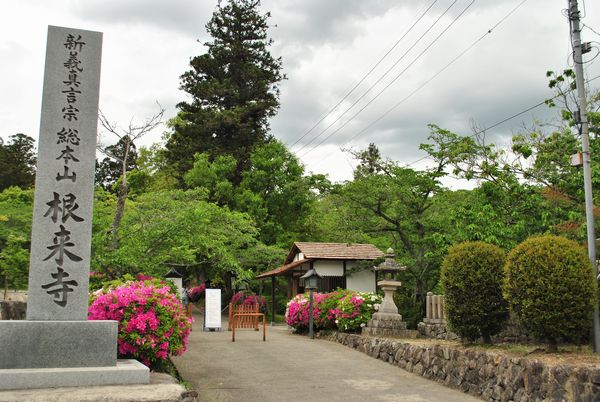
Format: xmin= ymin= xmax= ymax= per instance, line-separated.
xmin=503 ymin=235 xmax=595 ymax=351
xmin=441 ymin=241 xmax=508 ymax=343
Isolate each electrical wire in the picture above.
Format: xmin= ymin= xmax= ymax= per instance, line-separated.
xmin=297 ymin=0 xmax=475 ymax=158
xmin=294 ymin=0 xmax=460 ymax=154
xmin=403 ymin=73 xmax=600 ymax=168
xmin=583 ymin=23 xmax=600 ymax=37
xmin=288 ymin=0 xmax=437 ymax=148
xmin=342 ymin=0 xmax=530 ymax=147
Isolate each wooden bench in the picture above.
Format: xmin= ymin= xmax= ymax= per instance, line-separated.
xmin=232 ymin=312 xmax=266 ymax=342
xmin=228 ymin=303 xmax=259 ymax=331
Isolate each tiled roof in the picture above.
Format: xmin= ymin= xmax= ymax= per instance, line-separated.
xmin=256 ymin=259 xmax=310 ymax=278
xmin=285 ymin=242 xmax=384 ymax=264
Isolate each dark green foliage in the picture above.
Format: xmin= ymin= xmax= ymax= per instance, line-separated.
xmin=503 ymin=235 xmax=595 ymax=350
xmin=95 ymin=136 xmax=138 ymax=192
xmin=166 ymin=0 xmax=284 ymax=183
xmin=0 ymin=133 xmax=36 ymax=191
xmin=441 ymin=241 xmax=508 ymax=343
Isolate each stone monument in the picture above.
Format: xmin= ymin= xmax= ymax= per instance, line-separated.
xmin=0 ymin=25 xmax=148 ymax=390
xmin=362 ymin=248 xmax=417 ymax=338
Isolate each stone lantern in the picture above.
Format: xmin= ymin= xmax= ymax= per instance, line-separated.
xmin=373 ymin=248 xmax=404 ymax=318
xmin=363 ymin=248 xmax=416 ymax=338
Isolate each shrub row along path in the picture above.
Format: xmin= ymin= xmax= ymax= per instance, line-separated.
xmin=172 ymin=312 xmax=480 ymax=402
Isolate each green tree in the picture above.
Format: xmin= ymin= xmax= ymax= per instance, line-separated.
xmin=0 ymin=187 xmax=34 ymax=294
xmin=0 ymin=133 xmax=36 ymax=190
xmin=338 ymin=157 xmax=453 ymax=325
xmin=184 ymin=152 xmax=237 ymax=205
xmin=166 ymin=0 xmax=285 ymax=183
xmin=236 ymin=140 xmax=316 ymax=246
xmin=97 ymin=108 xmax=164 ymax=250
xmin=0 ymin=235 xmax=29 ymax=297
xmin=95 ymin=136 xmax=138 ymax=192
xmin=92 ymin=189 xmax=263 ymax=286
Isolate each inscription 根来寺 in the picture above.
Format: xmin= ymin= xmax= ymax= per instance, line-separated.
xmin=41 ymin=267 xmax=78 ymax=307
xmin=39 ymin=32 xmax=88 ymax=307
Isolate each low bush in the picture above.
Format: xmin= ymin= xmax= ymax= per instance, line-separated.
xmin=441 ymin=241 xmax=508 ymax=343
xmin=284 ymin=293 xmax=326 ymax=330
xmin=285 ymin=289 xmax=381 ymax=333
xmin=503 ymin=235 xmax=595 ymax=351
xmin=88 ymin=277 xmax=192 ymax=369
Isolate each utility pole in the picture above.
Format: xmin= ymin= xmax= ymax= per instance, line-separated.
xmin=568 ymin=0 xmax=600 ymax=352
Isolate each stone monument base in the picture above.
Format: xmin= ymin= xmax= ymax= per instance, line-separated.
xmin=0 ymin=359 xmax=149 ymax=390
xmin=0 ymin=320 xmax=117 ymax=369
xmin=362 ymin=313 xmax=419 ymax=338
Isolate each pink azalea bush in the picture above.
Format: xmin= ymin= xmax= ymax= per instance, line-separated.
xmin=285 ymin=289 xmax=382 ymax=333
xmin=328 ymin=292 xmax=382 ymax=331
xmin=284 ymin=293 xmax=326 ymax=329
xmin=231 ymin=291 xmax=244 ymax=305
xmin=88 ymin=279 xmax=192 ymax=369
xmin=230 ymin=291 xmax=267 ymax=310
xmin=243 ymin=294 xmax=266 ymax=309
xmin=187 ymin=283 xmax=206 ymax=302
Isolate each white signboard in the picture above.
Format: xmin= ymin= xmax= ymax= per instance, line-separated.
xmin=204 ymin=288 xmax=222 ymax=330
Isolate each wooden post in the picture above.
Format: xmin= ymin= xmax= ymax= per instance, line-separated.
xmin=426 ymin=292 xmax=432 ymax=320
xmin=271 ymin=276 xmax=276 ymax=326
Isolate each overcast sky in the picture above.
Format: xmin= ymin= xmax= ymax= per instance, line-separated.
xmin=1 ymin=0 xmax=599 ymax=188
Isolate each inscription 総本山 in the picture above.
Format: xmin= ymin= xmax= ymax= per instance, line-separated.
xmin=26 ymin=26 xmax=102 ymax=321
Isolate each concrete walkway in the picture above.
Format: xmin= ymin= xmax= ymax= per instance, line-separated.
xmin=172 ymin=313 xmax=480 ymax=402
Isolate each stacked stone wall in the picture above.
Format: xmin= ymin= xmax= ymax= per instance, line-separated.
xmin=0 ymin=301 xmax=26 ymax=320
xmin=317 ymin=332 xmax=600 ymax=401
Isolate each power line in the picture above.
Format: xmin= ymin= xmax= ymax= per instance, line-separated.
xmin=298 ymin=0 xmax=475 ymax=158
xmin=294 ymin=0 xmax=458 ymax=154
xmin=404 ymin=73 xmax=600 ymax=168
xmin=343 ymin=0 xmax=530 ymax=147
xmin=288 ymin=0 xmax=437 ymax=148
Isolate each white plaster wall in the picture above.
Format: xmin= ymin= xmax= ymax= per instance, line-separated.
xmin=346 ymin=267 xmax=376 ymax=293
xmin=314 ymin=260 xmax=344 ymax=276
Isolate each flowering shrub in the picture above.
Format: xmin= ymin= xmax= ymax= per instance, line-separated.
xmin=243 ymin=294 xmax=266 ymax=308
xmin=329 ymin=292 xmax=382 ymax=331
xmin=285 ymin=293 xmax=326 ymax=330
xmin=231 ymin=291 xmax=244 ymax=305
xmin=88 ymin=279 xmax=192 ymax=369
xmin=187 ymin=283 xmax=206 ymax=302
xmin=230 ymin=291 xmax=267 ymax=311
xmin=286 ymin=289 xmax=382 ymax=333
xmin=318 ymin=289 xmax=352 ymax=329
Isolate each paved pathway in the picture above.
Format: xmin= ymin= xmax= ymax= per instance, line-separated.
xmin=172 ymin=313 xmax=480 ymax=402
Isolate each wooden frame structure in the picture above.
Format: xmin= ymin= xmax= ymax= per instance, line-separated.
xmin=231 ymin=312 xmax=266 ymax=342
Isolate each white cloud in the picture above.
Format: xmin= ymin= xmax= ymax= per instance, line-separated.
xmin=1 ymin=0 xmax=599 ymax=188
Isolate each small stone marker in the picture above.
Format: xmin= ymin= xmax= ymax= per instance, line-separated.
xmin=0 ymin=25 xmax=149 ymax=390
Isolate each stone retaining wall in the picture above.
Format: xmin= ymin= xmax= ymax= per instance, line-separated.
xmin=317 ymin=332 xmax=600 ymax=401
xmin=0 ymin=301 xmax=26 ymax=320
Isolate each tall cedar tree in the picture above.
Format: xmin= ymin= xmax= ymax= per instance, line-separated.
xmin=166 ymin=0 xmax=284 ymax=184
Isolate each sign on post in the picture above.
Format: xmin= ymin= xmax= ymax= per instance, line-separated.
xmin=204 ymin=288 xmax=222 ymax=331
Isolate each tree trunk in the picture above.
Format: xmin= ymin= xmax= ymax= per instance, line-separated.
xmin=547 ymin=338 xmax=558 ymax=353
xmin=108 ymin=141 xmax=130 ymax=251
